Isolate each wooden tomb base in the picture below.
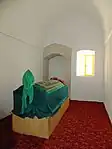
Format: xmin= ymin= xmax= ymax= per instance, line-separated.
xmin=12 ymin=98 xmax=69 ymax=139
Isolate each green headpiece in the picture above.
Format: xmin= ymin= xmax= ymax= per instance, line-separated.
xmin=21 ymin=70 xmax=35 ymax=114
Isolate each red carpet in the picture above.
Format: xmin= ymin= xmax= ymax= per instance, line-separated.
xmin=1 ymin=101 xmax=112 ymax=149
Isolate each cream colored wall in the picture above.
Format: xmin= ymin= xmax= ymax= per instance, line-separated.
xmin=0 ymin=34 xmax=43 ymax=119
xmin=44 ymin=11 xmax=105 ymax=102
xmin=49 ymin=56 xmax=69 ymax=84
xmin=104 ymin=14 xmax=112 ymax=120
xmin=105 ymin=38 xmax=112 ymax=120
xmin=0 ymin=0 xmax=108 ymax=118
xmin=44 ymin=44 xmax=72 ymax=96
xmin=0 ymin=0 xmax=44 ymax=119
xmin=94 ymin=0 xmax=112 ymax=120
xmin=44 ymin=44 xmax=72 ymax=60
xmin=0 ymin=0 xmax=54 ymax=47
xmin=93 ymin=0 xmax=112 ymax=41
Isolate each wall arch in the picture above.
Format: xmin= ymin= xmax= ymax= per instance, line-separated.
xmin=43 ymin=2 xmax=105 ymax=101
xmin=43 ymin=43 xmax=72 ymax=96
xmin=49 ymin=55 xmax=68 ymax=80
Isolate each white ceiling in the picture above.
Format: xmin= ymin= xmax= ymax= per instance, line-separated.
xmin=0 ymin=0 xmax=111 ymax=46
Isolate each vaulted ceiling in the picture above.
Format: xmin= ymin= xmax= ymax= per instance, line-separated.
xmin=0 ymin=0 xmax=111 ymax=47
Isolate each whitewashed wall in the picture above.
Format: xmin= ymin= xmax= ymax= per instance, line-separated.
xmin=44 ymin=11 xmax=105 ymax=101
xmin=0 ymin=0 xmax=107 ymax=119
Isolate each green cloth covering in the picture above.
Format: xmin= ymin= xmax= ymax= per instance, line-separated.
xmin=21 ymin=70 xmax=35 ymax=114
xmin=13 ymin=84 xmax=68 ymax=119
xmin=35 ymin=82 xmax=64 ymax=93
xmin=38 ymin=80 xmax=60 ymax=89
xmin=12 ymin=73 xmax=68 ymax=119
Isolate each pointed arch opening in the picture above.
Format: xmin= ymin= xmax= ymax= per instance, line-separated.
xmin=43 ymin=43 xmax=72 ymax=97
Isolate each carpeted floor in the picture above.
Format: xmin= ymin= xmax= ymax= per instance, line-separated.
xmin=1 ymin=101 xmax=112 ymax=149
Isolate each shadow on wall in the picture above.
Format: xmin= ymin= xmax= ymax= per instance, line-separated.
xmin=0 ymin=110 xmax=7 ymax=119
xmin=49 ymin=55 xmax=68 ymax=80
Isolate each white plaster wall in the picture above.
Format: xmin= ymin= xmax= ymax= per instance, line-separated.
xmin=44 ymin=44 xmax=72 ymax=60
xmin=90 ymin=0 xmax=112 ymax=121
xmin=0 ymin=0 xmax=44 ymax=119
xmin=49 ymin=56 xmax=69 ymax=84
xmin=95 ymin=0 xmax=112 ymax=120
xmin=44 ymin=11 xmax=105 ymax=102
xmin=0 ymin=0 xmax=107 ymax=118
xmin=0 ymin=0 xmax=95 ymax=47
xmin=0 ymin=0 xmax=57 ymax=47
xmin=44 ymin=44 xmax=72 ymax=94
xmin=0 ymin=34 xmax=43 ymax=119
xmin=104 ymin=23 xmax=112 ymax=120
xmin=94 ymin=0 xmax=112 ymax=42
xmin=104 ymin=38 xmax=112 ymax=120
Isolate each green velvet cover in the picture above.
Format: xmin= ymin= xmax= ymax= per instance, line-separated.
xmin=13 ymin=83 xmax=68 ymax=119
xmin=21 ymin=70 xmax=35 ymax=114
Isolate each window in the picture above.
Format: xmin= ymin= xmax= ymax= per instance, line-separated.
xmin=76 ymin=50 xmax=95 ymax=76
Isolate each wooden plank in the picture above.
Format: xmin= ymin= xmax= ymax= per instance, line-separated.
xmin=49 ymin=98 xmax=69 ymax=136
xmin=13 ymin=115 xmax=49 ymax=138
xmin=12 ymin=98 xmax=69 ymax=139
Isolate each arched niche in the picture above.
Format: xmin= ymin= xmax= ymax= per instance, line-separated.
xmin=43 ymin=43 xmax=72 ymax=96
xmin=49 ymin=55 xmax=69 ymax=82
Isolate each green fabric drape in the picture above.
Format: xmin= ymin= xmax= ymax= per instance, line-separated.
xmin=21 ymin=70 xmax=35 ymax=114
